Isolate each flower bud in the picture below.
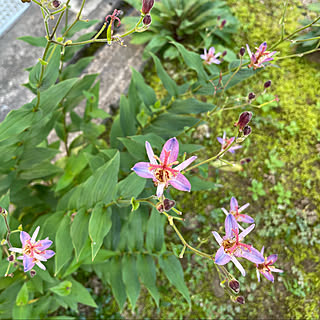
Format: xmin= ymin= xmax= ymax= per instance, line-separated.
xmin=264 ymin=80 xmax=272 ymax=88
xmin=240 ymin=157 xmax=252 ymax=165
xmin=228 ymin=279 xmax=240 ymax=294
xmin=141 ymin=0 xmax=154 ymax=14
xmin=30 ymin=270 xmax=36 ymax=278
xmin=156 ymin=203 xmax=164 ymax=213
xmin=52 ymin=0 xmax=61 ymax=8
xmin=248 ymin=92 xmax=255 ymax=100
xmin=163 ymin=199 xmax=176 ymax=211
xmin=21 ymin=0 xmax=31 ymax=2
xmin=236 ymin=296 xmax=245 ymax=304
xmin=239 ymin=47 xmax=245 ymax=56
xmin=7 ymin=255 xmax=14 ymax=262
xmin=235 ymin=111 xmax=252 ymax=131
xmin=222 ymin=50 xmax=227 ymax=57
xmin=243 ymin=125 xmax=252 ymax=136
xmin=220 ymin=20 xmax=227 ymax=28
xmin=143 ymin=14 xmax=152 ymax=26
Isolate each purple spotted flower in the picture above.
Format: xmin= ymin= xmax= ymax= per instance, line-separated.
xmin=246 ymin=42 xmax=277 ymax=69
xmin=200 ymin=47 xmax=221 ymax=65
xmin=222 ymin=197 xmax=254 ymax=224
xmin=217 ymin=131 xmax=242 ymax=154
xmin=132 ymin=138 xmax=197 ymax=198
xmin=9 ymin=226 xmax=55 ymax=272
xmin=212 ymin=214 xmax=264 ymax=276
xmin=256 ymin=247 xmax=284 ymax=283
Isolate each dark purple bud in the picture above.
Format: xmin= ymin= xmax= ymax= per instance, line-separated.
xmin=217 ymin=16 xmax=221 ymax=20
xmin=236 ymin=296 xmax=245 ymax=304
xmin=228 ymin=279 xmax=240 ymax=294
xmin=52 ymin=0 xmax=61 ymax=8
xmin=21 ymin=0 xmax=31 ymax=2
xmin=7 ymin=255 xmax=14 ymax=262
xmin=239 ymin=47 xmax=245 ymax=56
xmin=141 ymin=0 xmax=154 ymax=14
xmin=30 ymin=270 xmax=36 ymax=278
xmin=156 ymin=203 xmax=164 ymax=213
xmin=240 ymin=157 xmax=252 ymax=165
xmin=163 ymin=199 xmax=176 ymax=211
xmin=243 ymin=125 xmax=252 ymax=136
xmin=248 ymin=92 xmax=256 ymax=100
xmin=143 ymin=14 xmax=152 ymax=26
xmin=222 ymin=50 xmax=227 ymax=57
xmin=235 ymin=111 xmax=252 ymax=131
xmin=220 ymin=20 xmax=227 ymax=28
xmin=264 ymin=80 xmax=272 ymax=88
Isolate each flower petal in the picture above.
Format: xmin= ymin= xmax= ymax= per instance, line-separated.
xmin=23 ymin=255 xmax=35 ymax=272
xmin=132 ymin=162 xmax=154 ymax=179
xmin=239 ymin=223 xmax=255 ymax=240
xmin=34 ymin=253 xmax=47 ymax=262
xmin=145 ymin=141 xmax=157 ymax=164
xmin=210 ymin=58 xmax=221 ymax=65
xmin=174 ymin=156 xmax=197 ymax=171
xmin=238 ymin=203 xmax=250 ymax=213
xmin=266 ymin=254 xmax=278 ymax=265
xmin=230 ymin=197 xmax=238 ymax=212
xmin=259 ymin=41 xmax=267 ymax=53
xmin=160 ymin=138 xmax=179 ymax=164
xmin=246 ymin=44 xmax=253 ymax=59
xmin=225 ymin=214 xmax=238 ymax=238
xmin=230 ymin=256 xmax=246 ymax=276
xmin=169 ymin=173 xmax=191 ymax=192
xmin=35 ymin=261 xmax=46 ymax=271
xmin=261 ymin=270 xmax=274 ymax=282
xmin=241 ymin=247 xmax=264 ymax=264
xmin=270 ymin=267 xmax=283 ymax=273
xmin=42 ymin=250 xmax=55 ymax=259
xmin=31 ymin=226 xmax=40 ymax=243
xmin=217 ymin=137 xmax=224 ymax=145
xmin=208 ymin=47 xmax=215 ymax=55
xmin=38 ymin=239 xmax=53 ymax=251
xmin=221 ymin=207 xmax=229 ymax=217
xmin=156 ymin=183 xmax=165 ymax=198
xmin=9 ymin=247 xmax=23 ymax=254
xmin=215 ymin=247 xmax=231 ymax=265
xmin=212 ymin=231 xmax=223 ymax=245
xmin=20 ymin=231 xmax=30 ymax=247
xmin=261 ymin=246 xmax=265 ymax=256
xmin=238 ymin=214 xmax=254 ymax=224
xmin=256 ymin=269 xmax=261 ymax=282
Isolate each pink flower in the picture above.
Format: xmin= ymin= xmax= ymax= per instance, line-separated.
xmin=217 ymin=131 xmax=242 ymax=154
xmin=9 ymin=226 xmax=55 ymax=272
xmin=222 ymin=197 xmax=254 ymax=224
xmin=132 ymin=137 xmax=197 ymax=198
xmin=212 ymin=214 xmax=264 ymax=276
xmin=246 ymin=42 xmax=277 ymax=69
xmin=256 ymin=247 xmax=284 ymax=282
xmin=200 ymin=47 xmax=221 ymax=65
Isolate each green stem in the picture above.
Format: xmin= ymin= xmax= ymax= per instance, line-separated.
xmin=32 ymin=0 xmax=50 ymax=15
xmin=40 ymin=8 xmax=50 ymax=37
xmin=292 ymin=36 xmax=320 ymax=43
xmin=62 ymin=0 xmax=86 ymax=38
xmin=2 ymin=214 xmax=12 ymax=248
xmin=275 ymin=47 xmax=320 ymax=60
xmin=222 ymin=56 xmax=243 ymax=94
xmin=119 ymin=16 xmax=144 ymax=38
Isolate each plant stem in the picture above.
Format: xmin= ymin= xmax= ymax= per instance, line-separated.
xmin=2 ymin=214 xmax=12 ymax=248
xmin=62 ymin=0 xmax=86 ymax=38
xmin=119 ymin=16 xmax=144 ymax=38
xmin=32 ymin=0 xmax=50 ymax=15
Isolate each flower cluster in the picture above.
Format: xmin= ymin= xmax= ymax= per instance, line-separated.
xmin=217 ymin=131 xmax=242 ymax=154
xmin=9 ymin=226 xmax=55 ymax=273
xmin=246 ymin=42 xmax=277 ymax=69
xmin=200 ymin=47 xmax=222 ymax=65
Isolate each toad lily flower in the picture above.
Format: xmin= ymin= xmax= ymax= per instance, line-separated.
xmin=256 ymin=247 xmax=284 ymax=283
xmin=132 ymin=137 xmax=197 ymax=198
xmin=217 ymin=131 xmax=242 ymax=154
xmin=9 ymin=226 xmax=55 ymax=272
xmin=212 ymin=214 xmax=264 ymax=276
xmin=222 ymin=197 xmax=254 ymax=224
xmin=200 ymin=47 xmax=221 ymax=65
xmin=246 ymin=42 xmax=277 ymax=69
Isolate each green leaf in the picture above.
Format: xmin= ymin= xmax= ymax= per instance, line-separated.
xmin=188 ymin=176 xmax=220 ymax=191
xmin=146 ymin=208 xmax=166 ymax=252
xmin=16 ymin=283 xmax=28 ymax=306
xmin=12 ymin=304 xmax=32 ymax=320
xmin=61 ymin=56 xmax=95 ymax=80
xmin=159 ymin=254 xmax=191 ymax=306
xmin=150 ymin=52 xmax=179 ymax=97
xmin=116 ymin=172 xmax=146 ymax=200
xmin=171 ymin=41 xmax=208 ymax=80
xmin=19 ymin=147 xmax=59 ymax=170
xmin=136 ymin=254 xmax=159 ymax=307
xmin=108 ymin=257 xmax=127 ymax=311
xmin=49 ymin=281 xmax=72 ymax=296
xmin=18 ymin=36 xmax=47 ymax=47
xmin=130 ymin=197 xmax=140 ymax=212
xmin=0 ymin=190 xmax=10 ymax=211
xmin=65 ymin=20 xmax=99 ymax=38
xmin=169 ymin=98 xmax=215 ymax=114
xmin=120 ymin=94 xmax=136 ymax=136
xmin=70 ymin=208 xmax=89 ymax=261
xmin=55 ymin=215 xmax=73 ymax=276
xmin=143 ymin=113 xmax=198 ymax=139
xmin=122 ymin=255 xmax=140 ymax=310
xmin=131 ymin=68 xmax=157 ymax=108
xmin=19 ymin=161 xmax=62 ymax=180
xmin=127 ymin=211 xmax=144 ymax=251
xmin=110 ymin=115 xmax=125 ymax=149
xmin=89 ymin=204 xmax=112 ymax=261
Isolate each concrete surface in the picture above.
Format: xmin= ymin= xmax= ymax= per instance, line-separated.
xmin=0 ymin=0 xmax=144 ymax=122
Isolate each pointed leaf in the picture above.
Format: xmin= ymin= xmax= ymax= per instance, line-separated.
xmin=146 ymin=208 xmax=166 ymax=252
xmin=15 ymin=283 xmax=28 ymax=306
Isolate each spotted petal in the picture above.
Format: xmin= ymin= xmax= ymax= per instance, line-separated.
xmin=169 ymin=173 xmax=191 ymax=192
xmin=241 ymin=247 xmax=264 ymax=264
xmin=38 ymin=239 xmax=53 ymax=251
xmin=266 ymin=254 xmax=278 ymax=265
xmin=160 ymin=138 xmax=179 ymax=164
xmin=42 ymin=250 xmax=55 ymax=259
xmin=23 ymin=255 xmax=35 ymax=272
xmin=132 ymin=162 xmax=154 ymax=179
xmin=237 ymin=214 xmax=254 ymax=223
xmin=215 ymin=247 xmax=231 ymax=265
